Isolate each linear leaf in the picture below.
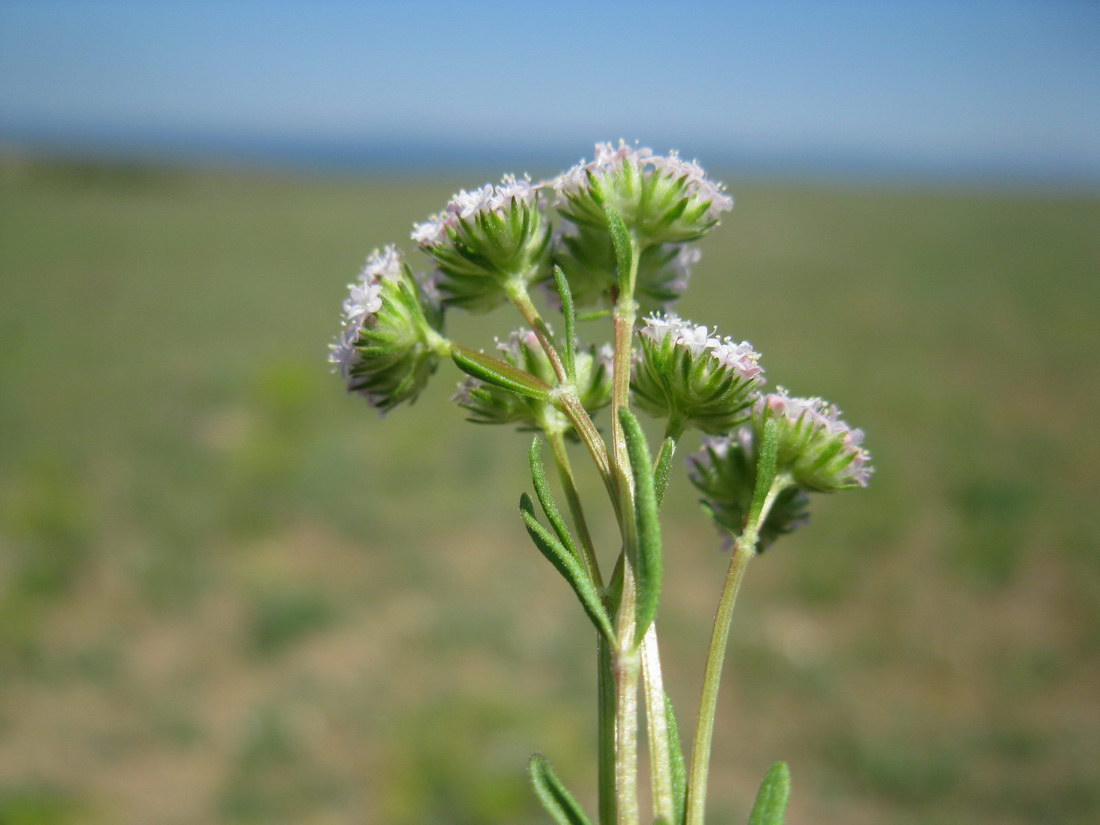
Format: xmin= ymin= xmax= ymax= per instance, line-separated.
xmin=553 ymin=265 xmax=577 ymax=380
xmin=520 ymin=494 xmax=615 ymax=643
xmin=748 ymin=416 xmax=781 ymax=529
xmin=529 ymin=437 xmax=580 ymax=561
xmin=747 ymin=762 xmax=791 ymax=825
xmin=452 ymin=344 xmax=552 ymax=401
xmin=603 ymin=203 xmax=634 ymax=294
xmin=618 ymin=408 xmax=662 ymax=641
xmin=529 ymin=754 xmax=595 ymax=825
xmin=653 ymin=436 xmax=676 ymax=508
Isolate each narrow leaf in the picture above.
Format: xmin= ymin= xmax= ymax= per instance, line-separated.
xmin=665 ymin=691 xmax=687 ymax=825
xmin=748 ymin=416 xmax=781 ymax=529
xmin=529 ymin=754 xmax=595 ymax=825
xmin=452 ymin=344 xmax=552 ymax=401
xmin=603 ymin=203 xmax=634 ymax=294
xmin=653 ymin=436 xmax=676 ymax=508
xmin=618 ymin=408 xmax=662 ymax=641
xmin=520 ymin=494 xmax=615 ymax=643
xmin=529 ymin=437 xmax=580 ymax=561
xmin=577 ymin=309 xmax=612 ymax=322
xmin=747 ymin=762 xmax=791 ymax=825
xmin=553 ymin=265 xmax=577 ymax=380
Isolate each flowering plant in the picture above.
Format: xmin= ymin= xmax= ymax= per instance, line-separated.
xmin=331 ymin=141 xmax=872 ymax=825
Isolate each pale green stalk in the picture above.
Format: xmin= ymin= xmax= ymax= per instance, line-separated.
xmin=640 ymin=625 xmax=675 ymax=824
xmin=684 ymin=478 xmax=788 ymax=825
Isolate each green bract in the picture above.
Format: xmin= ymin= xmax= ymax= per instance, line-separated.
xmin=552 ymin=141 xmax=733 ymax=247
xmin=412 ymin=175 xmax=550 ymax=312
xmin=632 ymin=313 xmax=764 ymax=434
xmin=454 ymin=329 xmax=612 ymax=434
xmin=753 ymin=390 xmax=874 ymax=492
xmin=687 ymin=432 xmax=810 ymax=550
xmin=329 ymin=246 xmax=449 ymax=412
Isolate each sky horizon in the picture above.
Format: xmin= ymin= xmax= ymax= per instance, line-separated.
xmin=2 ymin=1 xmax=1098 ymax=183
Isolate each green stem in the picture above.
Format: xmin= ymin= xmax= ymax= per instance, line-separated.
xmin=614 ymin=563 xmax=640 ymax=825
xmin=684 ymin=479 xmax=788 ymax=825
xmin=598 ymin=636 xmax=618 ymax=825
xmin=640 ymin=624 xmax=675 ymax=824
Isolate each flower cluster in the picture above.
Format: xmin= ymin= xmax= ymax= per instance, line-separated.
xmin=632 ymin=312 xmax=764 ymax=434
xmin=688 ymin=431 xmax=811 ymax=550
xmin=329 ymin=245 xmax=448 ymax=412
xmin=453 ymin=330 xmax=612 ymax=434
xmin=412 ymin=174 xmax=549 ymax=312
xmin=552 ymin=141 xmax=733 ymax=245
xmin=754 ymin=389 xmax=873 ymax=491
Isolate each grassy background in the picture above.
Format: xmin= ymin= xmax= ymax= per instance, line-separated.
xmin=1 ymin=156 xmax=1098 ymax=825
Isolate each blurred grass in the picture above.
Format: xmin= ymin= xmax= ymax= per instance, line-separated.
xmin=1 ymin=155 xmax=1098 ymax=824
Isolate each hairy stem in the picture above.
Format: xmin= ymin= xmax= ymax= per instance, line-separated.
xmin=547 ymin=429 xmax=602 ymax=587
xmin=614 ymin=563 xmax=640 ymax=825
xmin=640 ymin=624 xmax=675 ymax=824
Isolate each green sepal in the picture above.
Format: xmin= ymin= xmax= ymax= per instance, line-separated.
xmin=618 ymin=408 xmax=662 ymax=642
xmin=529 ymin=437 xmax=580 ymax=562
xmin=520 ymin=494 xmax=615 ymax=643
xmin=603 ymin=203 xmax=634 ymax=295
xmin=748 ymin=416 xmax=781 ymax=531
xmin=529 ymin=754 xmax=595 ymax=825
xmin=653 ymin=436 xmax=676 ymax=508
xmin=747 ymin=761 xmax=791 ymax=825
xmin=553 ymin=265 xmax=577 ymax=380
xmin=664 ymin=690 xmax=687 ymax=825
xmin=452 ymin=344 xmax=552 ymax=401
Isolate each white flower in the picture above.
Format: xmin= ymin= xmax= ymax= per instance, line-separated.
xmin=411 ymin=174 xmax=539 ymax=247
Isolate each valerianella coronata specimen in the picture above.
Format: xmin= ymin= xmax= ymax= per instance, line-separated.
xmin=754 ymin=389 xmax=874 ymax=491
xmin=453 ymin=330 xmax=612 ymax=434
xmin=412 ymin=175 xmax=550 ymax=312
xmin=688 ymin=431 xmax=811 ymax=550
xmin=552 ymin=141 xmax=733 ymax=246
xmin=329 ymin=245 xmax=449 ymax=412
xmin=632 ymin=312 xmax=764 ymax=434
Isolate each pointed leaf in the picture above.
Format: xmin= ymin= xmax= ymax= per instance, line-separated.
xmin=452 ymin=344 xmax=552 ymax=401
xmin=747 ymin=762 xmax=791 ymax=825
xmin=553 ymin=265 xmax=577 ymax=380
xmin=748 ymin=416 xmax=781 ymax=529
xmin=603 ymin=203 xmax=634 ymax=294
xmin=520 ymin=494 xmax=615 ymax=643
xmin=618 ymin=408 xmax=662 ymax=641
xmin=529 ymin=754 xmax=595 ymax=825
xmin=653 ymin=436 xmax=676 ymax=508
xmin=529 ymin=437 xmax=580 ymax=561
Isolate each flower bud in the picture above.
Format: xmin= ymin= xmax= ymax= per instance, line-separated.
xmin=552 ymin=141 xmax=732 ymax=246
xmin=754 ymin=389 xmax=873 ymax=491
xmin=453 ymin=330 xmax=612 ymax=434
xmin=688 ymin=431 xmax=810 ymax=550
xmin=632 ymin=313 xmax=764 ymax=434
xmin=329 ymin=245 xmax=449 ymax=412
xmin=554 ymin=220 xmax=701 ymax=311
xmin=412 ymin=175 xmax=550 ymax=312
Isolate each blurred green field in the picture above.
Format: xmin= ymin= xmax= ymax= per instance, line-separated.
xmin=1 ymin=156 xmax=1098 ymax=825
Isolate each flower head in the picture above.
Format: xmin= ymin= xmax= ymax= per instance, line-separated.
xmin=329 ymin=245 xmax=449 ymax=412
xmin=754 ymin=388 xmax=873 ymax=491
xmin=412 ymin=174 xmax=549 ymax=312
xmin=552 ymin=141 xmax=733 ymax=246
xmin=632 ymin=312 xmax=764 ymax=433
xmin=688 ymin=431 xmax=811 ymax=550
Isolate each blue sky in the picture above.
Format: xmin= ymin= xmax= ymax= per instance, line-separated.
xmin=2 ymin=0 xmax=1098 ymax=179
